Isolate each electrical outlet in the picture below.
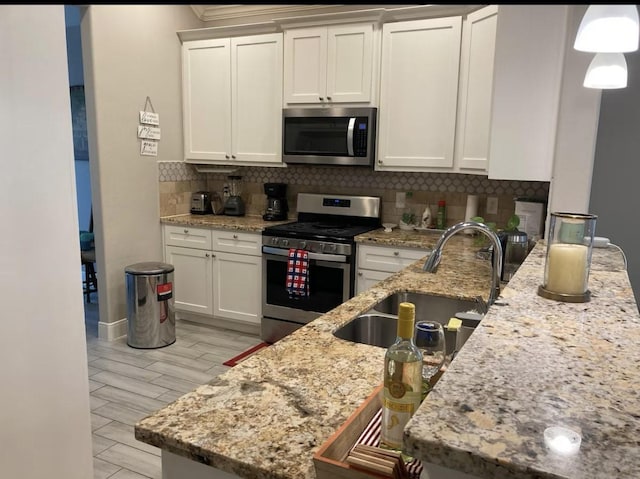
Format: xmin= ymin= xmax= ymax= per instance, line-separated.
xmin=487 ymin=197 xmax=498 ymax=215
xmin=395 ymin=192 xmax=405 ymax=209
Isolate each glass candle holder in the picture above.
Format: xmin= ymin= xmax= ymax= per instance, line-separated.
xmin=538 ymin=212 xmax=597 ymax=303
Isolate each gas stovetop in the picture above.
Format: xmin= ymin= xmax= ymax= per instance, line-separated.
xmin=262 ymin=221 xmax=378 ymax=243
xmin=262 ymin=193 xmax=381 ymax=245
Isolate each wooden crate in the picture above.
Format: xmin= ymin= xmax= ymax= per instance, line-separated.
xmin=314 ymin=370 xmax=445 ymax=479
xmin=313 ymin=384 xmax=387 ymax=479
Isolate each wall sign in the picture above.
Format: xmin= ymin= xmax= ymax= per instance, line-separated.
xmin=139 ymin=96 xmax=160 ymax=156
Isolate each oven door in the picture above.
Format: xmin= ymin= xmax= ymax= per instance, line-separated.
xmin=262 ymin=246 xmax=351 ymax=325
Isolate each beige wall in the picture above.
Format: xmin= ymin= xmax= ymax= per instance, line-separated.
xmin=81 ymin=5 xmax=202 ymax=336
xmin=0 ymin=6 xmax=93 ymax=477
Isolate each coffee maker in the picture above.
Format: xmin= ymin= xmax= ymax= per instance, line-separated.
xmin=263 ymin=183 xmax=288 ymax=221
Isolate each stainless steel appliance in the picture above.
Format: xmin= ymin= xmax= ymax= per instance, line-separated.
xmin=190 ymin=191 xmax=212 ymax=215
xmin=261 ymin=193 xmax=381 ymax=343
xmin=263 ymin=183 xmax=288 ymax=221
xmin=283 ymin=107 xmax=377 ymax=166
xmin=224 ymin=175 xmax=245 ymax=216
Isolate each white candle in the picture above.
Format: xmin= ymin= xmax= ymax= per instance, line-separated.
xmin=546 ymin=243 xmax=589 ymax=295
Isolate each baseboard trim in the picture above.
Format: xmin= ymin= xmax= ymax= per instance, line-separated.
xmin=176 ymin=312 xmax=260 ymax=336
xmin=98 ymin=317 xmax=128 ymax=341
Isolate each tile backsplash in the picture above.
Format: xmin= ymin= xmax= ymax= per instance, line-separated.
xmin=158 ymin=162 xmax=549 ymax=229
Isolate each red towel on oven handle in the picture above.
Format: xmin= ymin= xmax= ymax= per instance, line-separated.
xmin=286 ymin=248 xmax=309 ymax=297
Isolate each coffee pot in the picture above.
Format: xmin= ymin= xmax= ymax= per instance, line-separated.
xmin=263 ymin=183 xmax=288 ymax=221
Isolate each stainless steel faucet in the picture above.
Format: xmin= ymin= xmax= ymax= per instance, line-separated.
xmin=423 ymin=221 xmax=503 ymax=306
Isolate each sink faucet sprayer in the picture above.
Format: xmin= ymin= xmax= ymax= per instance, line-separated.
xmin=423 ymin=221 xmax=503 ymax=306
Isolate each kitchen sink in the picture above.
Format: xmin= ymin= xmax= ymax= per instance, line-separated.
xmin=333 ymin=292 xmax=484 ymax=355
xmin=333 ymin=313 xmax=398 ymax=349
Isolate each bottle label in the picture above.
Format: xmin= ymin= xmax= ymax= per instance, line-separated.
xmin=381 ymin=394 xmax=421 ymax=449
xmin=381 ymin=357 xmax=422 ymax=450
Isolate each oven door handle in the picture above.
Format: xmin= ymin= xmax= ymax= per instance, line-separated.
xmin=262 ymin=246 xmax=348 ymax=263
xmin=347 ymin=117 xmax=356 ymax=157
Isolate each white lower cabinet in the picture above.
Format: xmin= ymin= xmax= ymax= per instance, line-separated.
xmin=356 ymin=244 xmax=429 ymax=294
xmin=163 ymin=225 xmax=262 ymax=329
xmin=212 ymin=251 xmax=261 ymax=324
xmin=165 ymin=245 xmax=214 ymax=315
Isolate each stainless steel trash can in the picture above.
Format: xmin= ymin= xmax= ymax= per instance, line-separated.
xmin=125 ymin=262 xmax=176 ymax=349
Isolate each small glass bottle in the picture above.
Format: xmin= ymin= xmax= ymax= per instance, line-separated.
xmin=380 ymin=302 xmax=423 ymax=452
xmin=436 ymin=200 xmax=447 ymax=229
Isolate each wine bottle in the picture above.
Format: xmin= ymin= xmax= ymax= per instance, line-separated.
xmin=380 ymin=302 xmax=423 ymax=451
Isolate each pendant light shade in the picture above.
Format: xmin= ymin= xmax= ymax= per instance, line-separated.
xmin=574 ymin=5 xmax=639 ymax=52
xmin=583 ymin=52 xmax=628 ymax=89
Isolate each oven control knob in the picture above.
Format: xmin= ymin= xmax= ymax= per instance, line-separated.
xmin=300 ymin=241 xmax=307 ymax=249
xmin=319 ymin=243 xmax=326 ymax=252
xmin=282 ymin=239 xmax=289 ymax=247
xmin=271 ymin=237 xmax=278 ymax=245
xmin=327 ymin=244 xmax=337 ymax=253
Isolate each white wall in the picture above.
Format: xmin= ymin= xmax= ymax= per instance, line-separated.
xmin=0 ymin=5 xmax=93 ymax=478
xmin=548 ymin=5 xmax=602 ymax=217
xmin=589 ymin=49 xmax=640 ymax=303
xmin=80 ymin=5 xmax=201 ymax=338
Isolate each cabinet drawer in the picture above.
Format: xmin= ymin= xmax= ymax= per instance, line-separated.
xmin=357 ymin=244 xmax=428 ymax=273
xmin=212 ymin=230 xmax=261 ymax=256
xmin=164 ymin=225 xmax=212 ymax=250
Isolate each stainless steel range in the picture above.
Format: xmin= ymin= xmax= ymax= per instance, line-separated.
xmin=261 ymin=193 xmax=381 ymax=343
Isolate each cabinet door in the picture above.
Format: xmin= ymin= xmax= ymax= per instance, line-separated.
xmin=488 ymin=5 xmax=567 ymax=181
xmin=326 ymin=24 xmax=373 ymax=103
xmin=231 ymin=33 xmax=283 ymax=164
xmin=377 ymin=17 xmax=462 ymax=171
xmin=283 ymin=27 xmax=327 ymax=104
xmin=454 ymin=5 xmax=498 ymax=173
xmin=165 ymin=246 xmax=213 ymax=315
xmin=356 ymin=269 xmax=391 ymax=295
xmin=182 ymin=39 xmax=231 ymax=162
xmin=212 ymin=251 xmax=262 ymax=324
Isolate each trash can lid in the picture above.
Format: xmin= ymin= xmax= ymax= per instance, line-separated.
xmin=125 ymin=262 xmax=174 ymax=275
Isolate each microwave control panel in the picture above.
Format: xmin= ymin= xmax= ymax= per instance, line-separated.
xmin=353 ymin=118 xmax=369 ymax=157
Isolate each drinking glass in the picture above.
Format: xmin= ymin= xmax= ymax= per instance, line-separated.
xmin=414 ymin=321 xmax=446 ymax=399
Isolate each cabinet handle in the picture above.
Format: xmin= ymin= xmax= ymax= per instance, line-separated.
xmin=327 ymin=96 xmax=332 ymax=100
xmin=233 ymin=234 xmax=238 ymax=239
xmin=394 ymin=251 xmax=399 ymax=256
xmin=358 ymin=272 xmax=363 ymax=276
xmin=319 ymin=97 xmax=324 ymax=101
xmin=231 ymin=155 xmax=236 ymax=159
xmin=225 ymin=154 xmax=230 ymax=159
xmin=184 ymin=229 xmax=189 ymax=234
xmin=205 ymin=253 xmax=210 ymax=258
xmin=378 ymin=160 xmax=383 ymax=165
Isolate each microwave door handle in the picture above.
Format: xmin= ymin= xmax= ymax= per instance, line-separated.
xmin=347 ymin=117 xmax=355 ymax=156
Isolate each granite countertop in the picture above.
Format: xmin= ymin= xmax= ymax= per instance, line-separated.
xmin=137 ymin=222 xmax=639 ymax=479
xmin=160 ymin=213 xmax=291 ymax=232
xmin=405 ymin=243 xmax=639 ymax=479
xmin=135 ymin=234 xmax=492 ymax=478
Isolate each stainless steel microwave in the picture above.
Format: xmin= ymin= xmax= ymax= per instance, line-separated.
xmin=282 ymin=107 xmax=377 ymax=166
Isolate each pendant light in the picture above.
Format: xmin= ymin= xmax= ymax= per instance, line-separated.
xmin=583 ymin=52 xmax=628 ymax=89
xmin=574 ymin=5 xmax=639 ymax=53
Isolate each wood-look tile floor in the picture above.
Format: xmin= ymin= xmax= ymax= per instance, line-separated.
xmin=84 ymin=293 xmax=261 ymax=479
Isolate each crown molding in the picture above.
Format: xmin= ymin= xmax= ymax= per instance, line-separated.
xmin=180 ymin=4 xmax=487 ymax=41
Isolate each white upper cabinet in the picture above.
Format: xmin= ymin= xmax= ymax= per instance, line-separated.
xmin=487 ymin=5 xmax=568 ymax=181
xmin=284 ymin=24 xmax=375 ymax=105
xmin=376 ymin=17 xmax=462 ymax=171
xmin=182 ymin=33 xmax=283 ymax=165
xmin=182 ymin=39 xmax=231 ymax=163
xmin=454 ymin=5 xmax=498 ymax=174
